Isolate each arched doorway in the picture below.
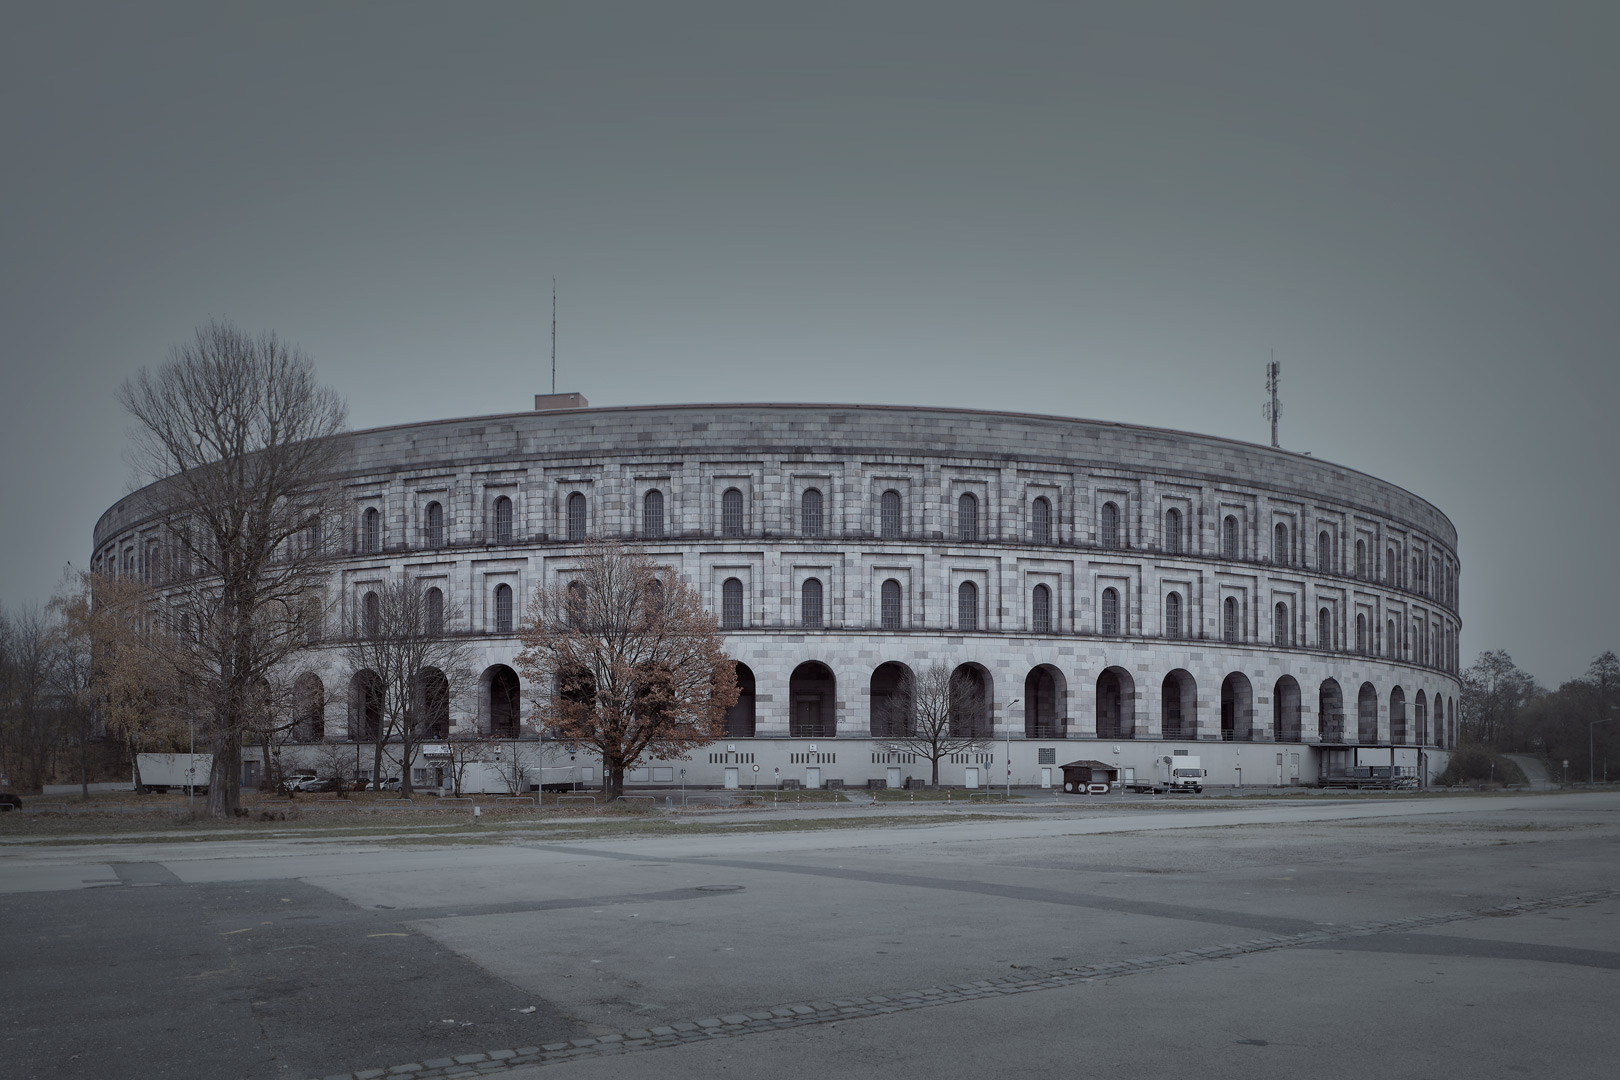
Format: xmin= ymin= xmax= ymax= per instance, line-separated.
xmin=726 ymin=662 xmax=756 ymax=737
xmin=294 ymin=673 xmax=325 ymax=741
xmin=789 ymin=662 xmax=836 ymax=738
xmin=1162 ymin=670 xmax=1197 ymax=740
xmin=1390 ymin=686 xmax=1407 ymax=745
xmin=1274 ymin=676 xmax=1301 ymax=742
xmin=485 ymin=664 xmax=522 ymax=738
xmin=350 ymin=670 xmax=383 ymax=741
xmin=1413 ymin=689 xmax=1427 ymax=747
xmin=416 ymin=667 xmax=450 ymax=738
xmin=1318 ymin=679 xmax=1344 ymax=743
xmin=1221 ymin=672 xmax=1253 ymax=741
xmin=1358 ymin=683 xmax=1379 ymax=743
xmin=1024 ymin=665 xmax=1065 ymax=738
xmin=1096 ymin=666 xmax=1135 ymax=739
xmin=950 ymin=664 xmax=993 ymax=738
xmin=870 ymin=662 xmax=912 ymax=737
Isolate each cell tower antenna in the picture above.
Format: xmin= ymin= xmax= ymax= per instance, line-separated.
xmin=551 ymin=277 xmax=557 ymax=395
xmin=1262 ymin=352 xmax=1281 ymax=448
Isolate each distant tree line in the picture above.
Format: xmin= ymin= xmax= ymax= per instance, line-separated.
xmin=1460 ymin=648 xmax=1619 ymax=781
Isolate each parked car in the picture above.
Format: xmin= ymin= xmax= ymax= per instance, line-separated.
xmin=0 ymin=792 xmax=22 ymax=811
xmin=378 ymin=777 xmax=402 ymax=791
xmin=284 ymin=774 xmax=317 ymax=792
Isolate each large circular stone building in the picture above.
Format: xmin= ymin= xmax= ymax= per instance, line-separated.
xmin=92 ymin=400 xmax=1461 ymax=791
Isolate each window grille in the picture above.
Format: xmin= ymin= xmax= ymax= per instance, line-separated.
xmin=363 ymin=508 xmax=380 ymax=553
xmin=1273 ymin=601 xmax=1289 ymax=646
xmin=1355 ymin=539 xmax=1367 ymax=577
xmin=1101 ymin=587 xmax=1120 ymax=635
xmin=1031 ymin=496 xmax=1051 ymax=545
xmin=1222 ymin=515 xmax=1238 ymax=560
xmin=426 ymin=587 xmax=444 ymax=637
xmin=1165 ymin=591 xmax=1182 ymax=638
xmin=1164 ymin=507 xmax=1182 ymax=554
xmin=1101 ymin=501 xmax=1120 ymax=548
xmin=495 ymin=583 xmax=513 ymax=634
xmin=567 ymin=492 xmax=587 ymax=541
xmin=1318 ymin=529 xmax=1332 ymax=571
xmin=721 ymin=577 xmax=743 ymax=629
xmin=1222 ymin=596 xmax=1237 ymax=642
xmin=880 ymin=490 xmax=902 ymax=538
xmin=1031 ymin=584 xmax=1052 ymax=634
xmin=643 ymin=489 xmax=665 ymax=539
xmin=801 ymin=577 xmax=824 ymax=628
xmin=801 ymin=488 xmax=823 ymax=538
xmin=1273 ymin=522 xmax=1289 ymax=564
xmin=957 ymin=581 xmax=978 ymax=630
xmin=363 ymin=591 xmax=380 ymax=638
xmin=493 ymin=496 xmax=513 ymax=544
xmin=880 ymin=578 xmax=902 ymax=629
xmin=722 ymin=488 xmax=743 ymax=537
xmin=1356 ymin=612 xmax=1368 ymax=653
xmin=1318 ymin=607 xmax=1333 ymax=650
xmin=958 ymin=492 xmax=978 ymax=542
xmin=423 ymin=502 xmax=444 ymax=548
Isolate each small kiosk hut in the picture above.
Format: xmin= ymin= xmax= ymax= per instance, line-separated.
xmin=1059 ymin=760 xmax=1119 ymax=794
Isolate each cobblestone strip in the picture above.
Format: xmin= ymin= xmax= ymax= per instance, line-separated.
xmin=310 ymin=887 xmax=1619 ymax=1080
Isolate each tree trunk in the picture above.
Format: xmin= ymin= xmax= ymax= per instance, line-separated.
xmin=605 ymin=759 xmax=623 ymax=802
xmin=79 ymin=719 xmax=89 ymax=801
xmin=206 ymin=729 xmax=241 ymax=817
xmin=931 ymin=754 xmax=941 ymax=785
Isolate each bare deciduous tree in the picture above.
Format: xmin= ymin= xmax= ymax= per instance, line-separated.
xmin=344 ymin=575 xmax=475 ymax=796
xmin=516 ymin=541 xmax=737 ymax=801
xmin=0 ymin=605 xmax=62 ymax=794
xmin=876 ymin=663 xmax=993 ymax=786
xmin=119 ymin=320 xmax=347 ymax=816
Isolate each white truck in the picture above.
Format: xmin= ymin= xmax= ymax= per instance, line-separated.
xmin=1122 ymin=756 xmax=1205 ymax=795
xmin=136 ymin=753 xmax=213 ymax=794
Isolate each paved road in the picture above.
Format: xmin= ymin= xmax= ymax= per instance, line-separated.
xmin=3 ymin=792 xmax=1617 ymax=1079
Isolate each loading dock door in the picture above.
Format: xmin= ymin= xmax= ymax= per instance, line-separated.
xmin=724 ymin=768 xmax=739 ymax=789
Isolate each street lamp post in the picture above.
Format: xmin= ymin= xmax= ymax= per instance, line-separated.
xmin=1004 ymin=698 xmax=1021 ymax=800
xmin=1591 ymin=707 xmax=1617 ymax=787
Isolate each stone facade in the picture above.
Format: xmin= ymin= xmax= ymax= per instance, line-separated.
xmin=92 ymin=403 xmax=1462 ymax=789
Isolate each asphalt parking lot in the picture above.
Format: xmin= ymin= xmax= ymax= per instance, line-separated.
xmin=3 ymin=792 xmax=1617 ymax=1080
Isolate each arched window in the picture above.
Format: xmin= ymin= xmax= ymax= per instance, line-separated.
xmin=801 ymin=488 xmax=823 ymax=538
xmin=1387 ymin=618 xmax=1397 ymax=658
xmin=880 ymin=578 xmax=902 ymax=629
xmin=362 ymin=590 xmax=380 ymax=638
xmin=1101 ymin=587 xmax=1120 ymax=635
xmin=726 ymin=663 xmax=756 ymax=737
xmin=642 ymin=489 xmax=665 ymax=539
xmin=721 ymin=577 xmax=743 ymax=629
xmin=494 ymin=583 xmax=513 ymax=634
xmin=880 ymin=489 xmax=902 ymax=539
xmin=566 ymin=492 xmax=587 ymax=541
xmin=1222 ymin=515 xmax=1239 ymax=560
xmin=1355 ymin=539 xmax=1368 ymax=577
xmin=800 ymin=578 xmax=824 ymax=628
xmin=958 ymin=492 xmax=979 ymax=542
xmin=363 ymin=507 xmax=380 ymax=553
xmin=1101 ymin=501 xmax=1120 ymax=548
xmin=1164 ymin=507 xmax=1183 ymax=554
xmin=1273 ymin=601 xmax=1290 ymax=646
xmin=487 ymin=665 xmax=522 ymax=738
xmin=426 ymin=587 xmax=444 ymax=637
xmin=1355 ymin=612 xmax=1368 ymax=653
xmin=1318 ymin=607 xmax=1333 ymax=650
xmin=1273 ymin=522 xmax=1290 ymax=564
xmin=493 ymin=496 xmax=513 ymax=544
xmin=957 ymin=580 xmax=978 ymax=630
xmin=1165 ymin=591 xmax=1183 ymax=638
xmin=1030 ymin=497 xmax=1052 ymax=545
xmin=1318 ymin=529 xmax=1332 ymax=572
xmin=1387 ymin=546 xmax=1397 ymax=584
xmin=424 ymin=501 xmax=444 ymax=547
xmin=1031 ymin=584 xmax=1052 ymax=634
xmin=1222 ymin=596 xmax=1238 ymax=642
xmin=294 ymin=673 xmax=325 ymax=741
xmin=721 ymin=488 xmax=744 ymax=537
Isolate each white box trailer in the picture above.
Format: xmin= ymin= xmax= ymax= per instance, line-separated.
xmin=136 ymin=753 xmax=213 ymax=794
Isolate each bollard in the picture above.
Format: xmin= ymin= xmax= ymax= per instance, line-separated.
xmin=473 ymin=805 xmax=481 ymax=824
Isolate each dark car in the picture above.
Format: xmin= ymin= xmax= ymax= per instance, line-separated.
xmin=0 ymin=792 xmax=22 ymax=811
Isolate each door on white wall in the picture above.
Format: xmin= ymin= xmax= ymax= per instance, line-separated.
xmin=965 ymin=768 xmax=980 ymax=788
xmin=1040 ymin=767 xmax=1052 ymax=788
xmin=724 ymin=768 xmax=739 ymax=789
xmin=886 ymin=767 xmax=902 ymax=788
xmin=806 ymin=767 xmax=821 ymax=789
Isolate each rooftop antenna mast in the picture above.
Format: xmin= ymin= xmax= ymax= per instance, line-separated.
xmin=1263 ymin=353 xmax=1281 ymax=448
xmin=551 ymin=278 xmax=557 ymax=395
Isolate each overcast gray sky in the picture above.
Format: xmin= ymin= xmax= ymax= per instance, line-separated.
xmin=2 ymin=1 xmax=1614 ymax=686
